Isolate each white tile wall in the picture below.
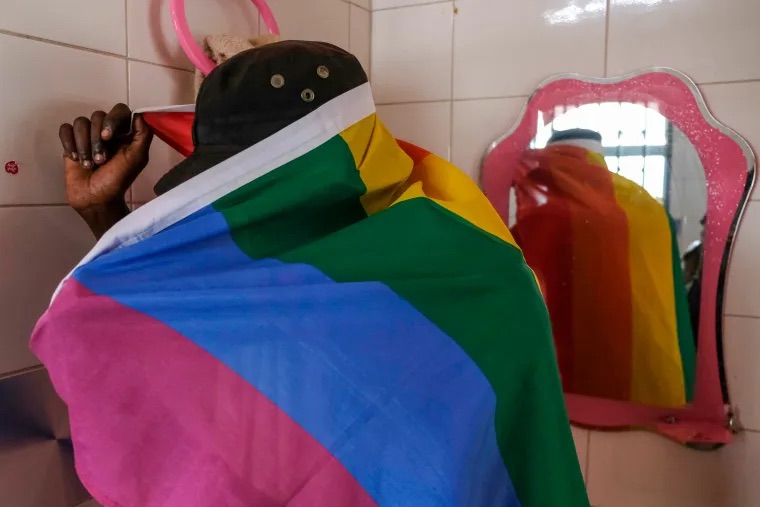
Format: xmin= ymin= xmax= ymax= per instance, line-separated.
xmin=607 ymin=0 xmax=760 ymax=83
xmin=724 ymin=201 xmax=760 ymax=318
xmin=372 ymin=0 xmax=760 ymax=505
xmin=587 ymin=431 xmax=731 ymax=507
xmin=266 ymin=0 xmax=350 ymax=50
xmin=350 ymin=4 xmax=372 ymax=74
xmin=377 ymin=102 xmax=451 ymax=159
xmin=453 ymin=0 xmax=606 ymax=99
xmin=350 ymin=0 xmax=372 ymax=10
xmin=374 ymin=0 xmax=442 ymax=10
xmin=126 ymin=0 xmax=262 ymax=70
xmin=451 ymin=97 xmax=525 ymax=180
xmin=572 ymin=427 xmax=590 ymax=482
xmin=0 ymin=207 xmax=94 ymax=374
xmin=0 ymin=35 xmax=128 ymax=205
xmin=724 ymin=316 xmax=760 ymax=432
xmin=0 ymin=0 xmax=127 ymax=55
xmin=721 ymin=431 xmax=760 ymax=506
xmin=371 ymin=2 xmax=453 ymax=103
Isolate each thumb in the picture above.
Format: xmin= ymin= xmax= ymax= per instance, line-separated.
xmin=125 ymin=114 xmax=154 ymax=161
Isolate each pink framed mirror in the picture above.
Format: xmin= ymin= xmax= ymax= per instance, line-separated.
xmin=482 ymin=68 xmax=755 ymax=447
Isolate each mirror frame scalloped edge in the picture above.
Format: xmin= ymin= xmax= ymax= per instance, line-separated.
xmin=481 ymin=68 xmax=756 ymax=447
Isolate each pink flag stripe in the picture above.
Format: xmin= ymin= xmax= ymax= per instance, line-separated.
xmin=31 ymin=280 xmax=378 ymax=507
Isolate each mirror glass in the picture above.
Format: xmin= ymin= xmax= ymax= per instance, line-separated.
xmin=510 ymin=101 xmax=706 ymax=409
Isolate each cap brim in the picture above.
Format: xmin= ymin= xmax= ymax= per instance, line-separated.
xmin=153 ymin=147 xmax=240 ymax=196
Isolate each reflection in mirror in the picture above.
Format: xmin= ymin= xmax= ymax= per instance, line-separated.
xmin=483 ymin=69 xmax=755 ymax=445
xmin=510 ymin=101 xmax=706 ymax=409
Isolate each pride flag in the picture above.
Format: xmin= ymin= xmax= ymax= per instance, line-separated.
xmin=512 ymin=145 xmax=696 ymax=408
xmin=32 ymin=84 xmax=588 ymax=507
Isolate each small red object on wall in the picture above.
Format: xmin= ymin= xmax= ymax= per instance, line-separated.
xmin=5 ymin=161 xmax=19 ymax=175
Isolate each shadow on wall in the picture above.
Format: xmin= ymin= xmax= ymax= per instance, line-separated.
xmin=0 ymin=367 xmax=95 ymax=507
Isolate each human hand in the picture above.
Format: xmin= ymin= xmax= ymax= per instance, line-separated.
xmin=59 ymin=104 xmax=153 ymax=238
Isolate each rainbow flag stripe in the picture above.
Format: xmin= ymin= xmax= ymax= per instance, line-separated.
xmin=513 ymin=145 xmax=696 ymax=408
xmin=32 ymin=85 xmax=588 ymax=507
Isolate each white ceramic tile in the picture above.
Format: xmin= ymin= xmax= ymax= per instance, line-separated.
xmin=571 ymin=426 xmax=589 ymax=482
xmin=0 ymin=35 xmax=127 ymax=205
xmin=0 ymin=439 xmax=91 ymax=507
xmin=0 ymin=207 xmax=94 ymax=376
xmin=0 ymin=0 xmax=126 ymax=55
xmin=128 ymin=61 xmax=195 ymax=203
xmin=127 ymin=0 xmax=261 ymax=70
xmin=718 ymin=431 xmax=760 ymax=507
xmin=699 ymin=82 xmax=760 ymax=200
xmin=377 ymin=102 xmax=451 ymax=160
xmin=453 ymin=0 xmax=605 ymax=100
xmin=371 ymin=3 xmax=453 ymax=103
xmin=723 ymin=317 xmax=760 ymax=432
xmin=724 ymin=201 xmax=760 ymax=318
xmin=347 ymin=0 xmax=371 ymax=9
xmin=586 ymin=430 xmax=729 ymax=507
xmin=374 ymin=0 xmax=442 ymax=10
xmin=451 ymin=97 xmax=527 ymax=183
xmin=350 ymin=5 xmax=371 ymax=76
xmin=265 ymin=0 xmax=350 ymax=50
xmin=607 ymin=0 xmax=760 ymax=84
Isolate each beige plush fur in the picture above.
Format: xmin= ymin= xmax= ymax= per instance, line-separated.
xmin=194 ymin=33 xmax=281 ymax=96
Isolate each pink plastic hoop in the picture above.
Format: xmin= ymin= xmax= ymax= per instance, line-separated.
xmin=170 ymin=0 xmax=280 ymax=76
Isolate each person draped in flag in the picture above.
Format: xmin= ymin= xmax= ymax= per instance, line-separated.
xmin=512 ymin=128 xmax=696 ymax=408
xmin=44 ymin=41 xmax=589 ymax=506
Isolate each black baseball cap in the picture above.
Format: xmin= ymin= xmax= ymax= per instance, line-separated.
xmin=548 ymin=128 xmax=602 ymax=144
xmin=154 ymin=40 xmax=369 ymax=195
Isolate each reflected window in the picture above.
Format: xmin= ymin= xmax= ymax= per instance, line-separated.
xmin=532 ymin=102 xmax=673 ymax=206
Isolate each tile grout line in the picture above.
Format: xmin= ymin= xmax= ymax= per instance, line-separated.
xmin=0 ymin=203 xmax=70 ymax=209
xmin=125 ymin=0 xmax=132 ymax=205
xmin=0 ymin=28 xmax=124 ymax=58
xmin=376 ymin=95 xmax=530 ymax=106
xmin=584 ymin=429 xmax=592 ymax=484
xmin=700 ymin=78 xmax=760 ymax=87
xmin=368 ymin=1 xmax=373 ymax=80
xmin=341 ymin=0 xmax=372 ymax=13
xmin=0 ymin=29 xmax=193 ymax=73
xmin=448 ymin=1 xmax=456 ymax=162
xmin=373 ymin=0 xmax=451 ymax=12
xmin=377 ymin=75 xmax=760 ymax=108
xmin=724 ymin=313 xmax=760 ymax=321
xmin=129 ymin=58 xmax=193 ymax=73
xmin=603 ymin=0 xmax=610 ymax=77
xmin=348 ymin=0 xmax=353 ymax=55
xmin=124 ymin=0 xmax=130 ymax=59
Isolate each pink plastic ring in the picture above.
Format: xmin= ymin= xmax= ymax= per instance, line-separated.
xmin=170 ymin=0 xmax=280 ymax=76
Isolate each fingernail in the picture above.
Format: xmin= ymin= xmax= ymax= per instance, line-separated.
xmin=94 ymin=153 xmax=104 ymax=163
xmin=101 ymin=128 xmax=111 ymax=139
xmin=70 ymin=152 xmax=78 ymax=160
xmin=82 ymin=160 xmax=92 ymax=168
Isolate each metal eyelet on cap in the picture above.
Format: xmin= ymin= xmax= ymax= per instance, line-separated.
xmin=301 ymin=89 xmax=316 ymax=103
xmin=317 ymin=65 xmax=330 ymax=79
xmin=270 ymin=74 xmax=285 ymax=88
